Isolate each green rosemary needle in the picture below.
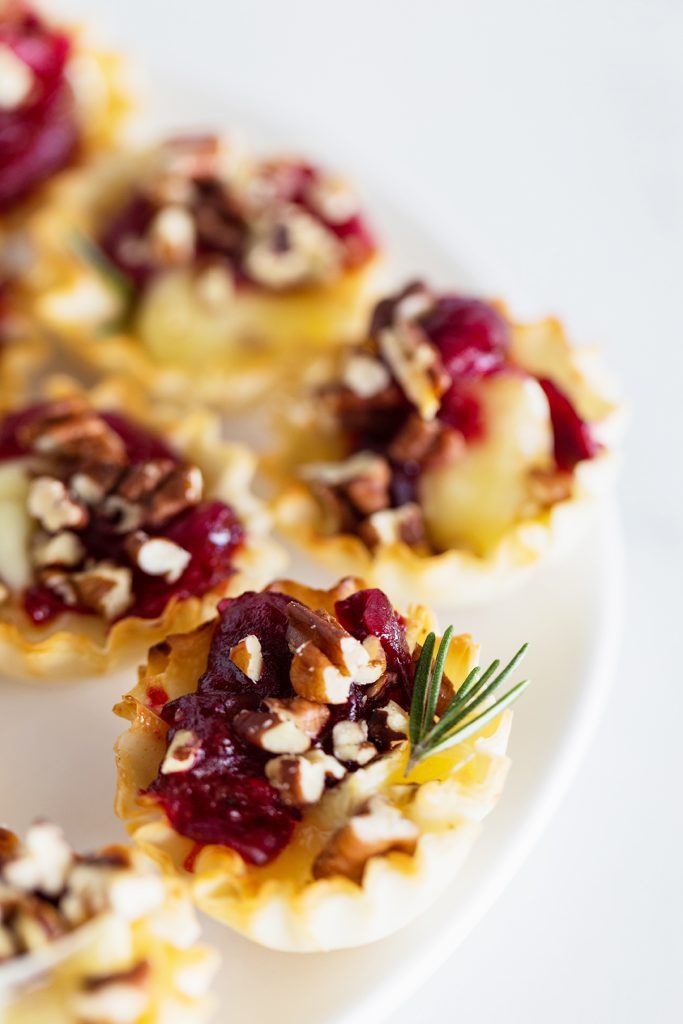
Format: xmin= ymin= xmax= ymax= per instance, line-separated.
xmin=407 ymin=632 xmax=529 ymax=771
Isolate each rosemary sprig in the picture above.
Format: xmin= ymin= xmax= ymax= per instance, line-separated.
xmin=407 ymin=632 xmax=529 ymax=771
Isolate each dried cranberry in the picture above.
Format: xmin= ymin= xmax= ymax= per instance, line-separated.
xmin=539 ymin=378 xmax=599 ymax=470
xmin=0 ymin=7 xmax=78 ymax=209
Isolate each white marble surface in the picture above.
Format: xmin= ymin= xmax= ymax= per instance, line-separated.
xmin=60 ymin=0 xmax=683 ymax=1020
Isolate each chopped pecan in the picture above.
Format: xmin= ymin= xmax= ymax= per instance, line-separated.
xmin=332 ymin=720 xmax=377 ymax=766
xmin=368 ymin=700 xmax=410 ymax=747
xmin=70 ymin=464 xmax=123 ymax=505
xmin=264 ymin=696 xmax=330 ymax=738
xmin=377 ymin=321 xmax=449 ymax=421
xmin=2 ymin=822 xmax=73 ymax=897
xmin=124 ymin=531 xmax=191 ymax=583
xmin=287 ymin=603 xmax=383 ymax=702
xmin=302 ymin=451 xmax=391 ymax=518
xmin=265 ymin=749 xmax=346 ymax=807
xmin=359 ymin=503 xmax=426 ymax=549
xmin=160 ymin=730 xmax=202 ymax=775
xmin=149 ymin=205 xmax=196 ymax=265
xmin=32 ymin=530 xmax=85 ymax=569
xmin=265 ymin=754 xmax=326 ymax=807
xmin=229 ymin=634 xmax=264 ymax=682
xmin=342 ymin=353 xmax=391 ymax=399
xmin=313 ymin=796 xmax=419 ymax=882
xmin=75 ymin=961 xmax=151 ymax=1024
xmin=144 ymin=465 xmax=203 ymax=528
xmin=18 ymin=399 xmax=127 ymax=465
xmin=71 ymin=563 xmax=133 ymax=621
xmin=233 ymin=709 xmax=311 ymax=754
xmin=116 ymin=460 xmax=176 ymax=503
xmin=27 ymin=477 xmax=88 ymax=533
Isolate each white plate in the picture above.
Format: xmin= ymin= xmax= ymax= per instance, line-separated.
xmin=0 ymin=86 xmax=623 ymax=1023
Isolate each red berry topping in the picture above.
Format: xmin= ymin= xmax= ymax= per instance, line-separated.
xmin=0 ymin=6 xmax=78 ymax=209
xmin=538 ymin=378 xmax=599 ymax=471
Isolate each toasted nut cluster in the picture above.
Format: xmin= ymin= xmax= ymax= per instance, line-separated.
xmin=265 ymin=749 xmax=346 ymax=807
xmin=287 ymin=603 xmax=386 ymax=704
xmin=102 ymin=135 xmax=371 ymax=299
xmin=332 ymin=719 xmax=378 ymax=766
xmin=5 ymin=398 xmax=209 ymax=622
xmin=313 ymin=796 xmax=419 ymax=882
xmin=0 ymin=823 xmax=166 ymax=963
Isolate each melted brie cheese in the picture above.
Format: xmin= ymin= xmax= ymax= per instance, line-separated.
xmin=0 ymin=462 xmax=32 ymax=591
xmin=419 ymin=374 xmax=553 ymax=555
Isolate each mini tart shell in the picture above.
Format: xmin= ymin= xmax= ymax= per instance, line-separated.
xmin=114 ymin=580 xmax=513 ymax=952
xmin=0 ymin=863 xmax=217 ymax=1023
xmin=23 ymin=151 xmax=384 ymax=409
xmin=0 ymin=375 xmax=285 ymax=681
xmin=273 ymin=315 xmax=622 ymax=608
xmin=0 ymin=311 xmax=46 ymax=414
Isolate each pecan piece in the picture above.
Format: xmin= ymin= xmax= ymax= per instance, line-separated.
xmin=377 ymin=321 xmax=449 ymax=421
xmin=124 ymin=531 xmax=191 ymax=584
xmin=71 ymin=563 xmax=133 ymax=621
xmin=313 ymin=797 xmax=419 ymax=882
xmin=233 ymin=709 xmax=311 ymax=754
xmin=27 ymin=477 xmax=88 ymax=533
xmin=18 ymin=399 xmax=126 ymax=464
xmin=368 ymin=700 xmax=410 ymax=747
xmin=359 ymin=503 xmax=426 ymax=549
xmin=302 ymin=452 xmax=391 ymax=518
xmin=287 ymin=604 xmax=384 ymax=703
xmin=229 ymin=634 xmax=264 ymax=682
xmin=160 ymin=730 xmax=202 ymax=774
xmin=332 ymin=720 xmax=377 ymax=766
xmin=264 ymin=696 xmax=330 ymax=739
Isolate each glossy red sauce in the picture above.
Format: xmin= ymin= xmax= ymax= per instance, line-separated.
xmin=148 ymin=587 xmax=412 ymax=866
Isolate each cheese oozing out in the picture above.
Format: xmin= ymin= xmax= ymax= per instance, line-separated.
xmin=419 ymin=374 xmax=553 ymax=555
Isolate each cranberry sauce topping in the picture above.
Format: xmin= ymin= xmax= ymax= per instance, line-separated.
xmin=539 ymin=378 xmax=599 ymax=470
xmin=0 ymin=399 xmax=244 ymax=625
xmin=0 ymin=5 xmax=79 ymax=210
xmin=97 ymin=140 xmax=376 ymax=300
xmin=148 ymin=587 xmax=415 ymax=866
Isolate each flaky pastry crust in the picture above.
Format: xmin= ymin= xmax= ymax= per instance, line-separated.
xmin=274 ymin=315 xmax=621 ymax=607
xmin=0 ymin=846 xmax=217 ymax=1023
xmin=0 ymin=376 xmax=285 ymax=681
xmin=23 ymin=150 xmax=383 ymax=408
xmin=114 ymin=579 xmax=513 ymax=952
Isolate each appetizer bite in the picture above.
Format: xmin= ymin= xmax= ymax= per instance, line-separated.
xmin=0 ymin=377 xmax=283 ymax=680
xmin=0 ymin=1 xmax=128 ymax=233
xmin=0 ymin=822 xmax=217 ymax=1023
xmin=114 ymin=577 xmax=528 ymax=951
xmin=28 ymin=134 xmax=382 ymax=406
xmin=275 ymin=281 xmax=619 ymax=605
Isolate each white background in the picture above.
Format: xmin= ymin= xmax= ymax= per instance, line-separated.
xmin=60 ymin=1 xmax=682 ymax=1020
